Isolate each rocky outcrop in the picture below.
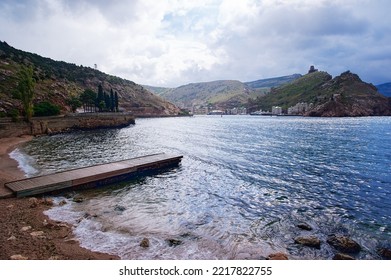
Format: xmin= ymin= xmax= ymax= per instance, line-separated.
xmin=307 ymin=71 xmax=391 ymax=117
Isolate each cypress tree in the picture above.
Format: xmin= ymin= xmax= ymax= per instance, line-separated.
xmin=104 ymin=92 xmax=110 ymax=110
xmin=97 ymin=84 xmax=104 ymax=111
xmin=114 ymin=91 xmax=119 ymax=112
xmin=16 ymin=65 xmax=36 ymax=121
xmin=110 ymin=89 xmax=115 ymax=112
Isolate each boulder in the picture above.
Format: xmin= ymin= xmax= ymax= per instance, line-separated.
xmin=327 ymin=235 xmax=361 ymax=253
xmin=140 ymin=238 xmax=150 ymax=248
xmin=294 ymin=236 xmax=321 ymax=249
xmin=333 ymin=253 xmax=355 ymax=260
xmin=267 ymin=252 xmax=289 ymax=260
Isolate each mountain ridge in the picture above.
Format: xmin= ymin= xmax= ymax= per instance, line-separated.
xmin=144 ymin=74 xmax=301 ymax=110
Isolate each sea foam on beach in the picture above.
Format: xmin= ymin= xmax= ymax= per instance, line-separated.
xmin=9 ymin=148 xmax=39 ymax=177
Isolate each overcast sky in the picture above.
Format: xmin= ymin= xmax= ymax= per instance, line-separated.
xmin=1 ymin=0 xmax=390 ymax=87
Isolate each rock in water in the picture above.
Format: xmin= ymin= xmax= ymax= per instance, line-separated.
xmin=267 ymin=253 xmax=289 ymax=260
xmin=140 ymin=238 xmax=150 ymax=248
xmin=378 ymin=248 xmax=391 ymax=260
xmin=73 ymin=195 xmax=85 ymax=203
xmin=333 ymin=253 xmax=355 ymax=260
xmin=167 ymin=239 xmax=182 ymax=247
xmin=294 ymin=236 xmax=321 ymax=249
xmin=297 ymin=223 xmax=312 ymax=231
xmin=327 ymin=235 xmax=361 ymax=253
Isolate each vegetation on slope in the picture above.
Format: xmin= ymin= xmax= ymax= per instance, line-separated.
xmin=0 ymin=41 xmax=180 ymax=118
xmin=248 ymin=69 xmax=391 ymax=117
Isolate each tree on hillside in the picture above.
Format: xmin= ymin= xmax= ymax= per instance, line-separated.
xmin=15 ymin=65 xmax=36 ymax=121
xmin=97 ymin=84 xmax=104 ymax=111
xmin=66 ymin=96 xmax=82 ymax=113
xmin=80 ymin=89 xmax=97 ymax=112
xmin=110 ymin=89 xmax=115 ymax=112
xmin=114 ymin=91 xmax=119 ymax=112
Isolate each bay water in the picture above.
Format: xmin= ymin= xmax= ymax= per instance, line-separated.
xmin=11 ymin=116 xmax=391 ymax=259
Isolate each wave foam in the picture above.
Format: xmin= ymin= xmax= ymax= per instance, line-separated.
xmin=9 ymin=148 xmax=39 ymax=177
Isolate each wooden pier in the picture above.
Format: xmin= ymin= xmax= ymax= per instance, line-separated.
xmin=5 ymin=153 xmax=183 ymax=197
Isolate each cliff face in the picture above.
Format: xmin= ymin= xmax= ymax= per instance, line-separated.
xmin=307 ymin=71 xmax=391 ymax=117
xmin=0 ymin=41 xmax=181 ymax=117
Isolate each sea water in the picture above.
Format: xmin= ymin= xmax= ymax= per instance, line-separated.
xmin=14 ymin=116 xmax=391 ymax=259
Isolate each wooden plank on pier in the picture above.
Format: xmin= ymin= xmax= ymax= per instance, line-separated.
xmin=5 ymin=153 xmax=183 ymax=197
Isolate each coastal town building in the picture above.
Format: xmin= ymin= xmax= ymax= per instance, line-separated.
xmin=272 ymin=106 xmax=283 ymax=115
xmin=287 ymin=102 xmax=313 ymax=115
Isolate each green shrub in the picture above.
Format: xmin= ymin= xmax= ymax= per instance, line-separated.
xmin=33 ymin=101 xmax=60 ymax=116
xmin=8 ymin=108 xmax=20 ymax=122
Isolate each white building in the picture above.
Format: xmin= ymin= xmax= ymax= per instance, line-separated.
xmin=272 ymin=106 xmax=283 ymax=115
xmin=287 ymin=102 xmax=313 ymax=115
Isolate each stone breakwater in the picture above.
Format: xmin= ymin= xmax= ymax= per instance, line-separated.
xmin=0 ymin=113 xmax=135 ymax=138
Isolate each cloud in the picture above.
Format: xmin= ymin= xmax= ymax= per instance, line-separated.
xmin=0 ymin=0 xmax=390 ymax=86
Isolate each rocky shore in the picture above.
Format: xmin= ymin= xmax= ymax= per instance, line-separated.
xmin=0 ymin=136 xmax=119 ymax=260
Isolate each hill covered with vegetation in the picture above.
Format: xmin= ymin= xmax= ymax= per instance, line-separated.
xmin=144 ymin=74 xmax=302 ymax=111
xmin=0 ymin=41 xmax=181 ymax=118
xmin=248 ymin=69 xmax=391 ymax=117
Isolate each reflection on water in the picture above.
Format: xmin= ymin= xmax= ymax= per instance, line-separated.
xmin=17 ymin=116 xmax=391 ymax=259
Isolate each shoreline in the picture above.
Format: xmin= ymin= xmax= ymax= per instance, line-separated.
xmin=0 ymin=136 xmax=119 ymax=260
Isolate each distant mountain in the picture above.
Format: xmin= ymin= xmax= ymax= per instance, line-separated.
xmin=376 ymin=82 xmax=391 ymax=97
xmin=248 ymin=70 xmax=391 ymax=117
xmin=152 ymin=80 xmax=264 ymax=109
xmin=244 ymin=74 xmax=302 ymax=89
xmin=0 ymin=41 xmax=180 ymax=117
xmin=144 ymin=75 xmax=300 ymax=110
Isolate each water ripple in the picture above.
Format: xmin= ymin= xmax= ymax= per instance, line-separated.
xmin=20 ymin=116 xmax=391 ymax=259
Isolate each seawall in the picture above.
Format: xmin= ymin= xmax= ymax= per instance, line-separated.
xmin=0 ymin=113 xmax=135 ymax=138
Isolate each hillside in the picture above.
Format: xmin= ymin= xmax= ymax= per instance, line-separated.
xmin=144 ymin=74 xmax=301 ymax=111
xmin=248 ymin=70 xmax=391 ymax=117
xmin=244 ymin=74 xmax=302 ymax=89
xmin=0 ymin=41 xmax=180 ymax=117
xmin=376 ymin=83 xmax=391 ymax=97
xmin=158 ymin=80 xmax=264 ymax=110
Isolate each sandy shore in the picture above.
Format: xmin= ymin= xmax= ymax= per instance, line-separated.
xmin=0 ymin=136 xmax=119 ymax=260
